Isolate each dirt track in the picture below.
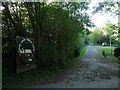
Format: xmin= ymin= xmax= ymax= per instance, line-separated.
xmin=29 ymin=45 xmax=120 ymax=88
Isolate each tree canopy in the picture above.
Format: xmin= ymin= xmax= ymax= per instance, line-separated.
xmin=2 ymin=2 xmax=92 ymax=70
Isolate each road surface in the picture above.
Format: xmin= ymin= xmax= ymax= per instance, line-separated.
xmin=28 ymin=45 xmax=120 ymax=88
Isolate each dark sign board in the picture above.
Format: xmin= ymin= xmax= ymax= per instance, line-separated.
xmin=16 ymin=36 xmax=36 ymax=73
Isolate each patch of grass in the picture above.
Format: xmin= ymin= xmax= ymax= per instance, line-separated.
xmin=94 ymin=46 xmax=119 ymax=64
xmin=80 ymin=45 xmax=87 ymax=58
xmin=64 ymin=45 xmax=87 ymax=69
xmin=99 ymin=46 xmax=115 ymax=56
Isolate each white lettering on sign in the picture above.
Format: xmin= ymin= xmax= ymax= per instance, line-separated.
xmin=18 ymin=39 xmax=35 ymax=62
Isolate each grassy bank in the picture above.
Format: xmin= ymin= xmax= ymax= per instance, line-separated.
xmin=94 ymin=46 xmax=119 ymax=64
xmin=80 ymin=45 xmax=87 ymax=58
xmin=98 ymin=46 xmax=115 ymax=56
xmin=65 ymin=45 xmax=87 ymax=68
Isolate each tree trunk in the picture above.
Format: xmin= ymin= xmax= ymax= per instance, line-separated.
xmin=2 ymin=2 xmax=17 ymax=34
xmin=109 ymin=36 xmax=111 ymax=46
xmin=25 ymin=2 xmax=44 ymax=67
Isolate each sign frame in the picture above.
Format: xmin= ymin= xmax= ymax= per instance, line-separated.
xmin=16 ymin=36 xmax=36 ymax=73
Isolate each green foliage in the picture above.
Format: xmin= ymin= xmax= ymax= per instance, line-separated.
xmin=95 ymin=46 xmax=120 ymax=64
xmin=115 ymin=23 xmax=120 ymax=44
xmin=2 ymin=2 xmax=92 ymax=87
xmin=99 ymin=46 xmax=115 ymax=56
xmin=102 ymin=21 xmax=117 ymax=46
xmin=89 ymin=28 xmax=104 ymax=44
xmin=103 ymin=21 xmax=116 ymax=36
xmin=89 ymin=22 xmax=119 ymax=46
xmin=79 ymin=45 xmax=87 ymax=58
xmin=2 ymin=2 xmax=91 ymax=71
xmin=93 ymin=1 xmax=118 ymax=15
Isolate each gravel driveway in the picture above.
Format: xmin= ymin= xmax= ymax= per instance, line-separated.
xmin=29 ymin=45 xmax=120 ymax=88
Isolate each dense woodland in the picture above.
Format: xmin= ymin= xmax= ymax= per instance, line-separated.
xmin=89 ymin=22 xmax=120 ymax=46
xmin=2 ymin=1 xmax=120 ymax=71
xmin=2 ymin=2 xmax=93 ymax=72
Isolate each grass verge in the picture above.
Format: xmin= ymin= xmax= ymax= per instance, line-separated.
xmin=65 ymin=45 xmax=87 ymax=68
xmin=80 ymin=45 xmax=87 ymax=58
xmin=94 ymin=46 xmax=119 ymax=64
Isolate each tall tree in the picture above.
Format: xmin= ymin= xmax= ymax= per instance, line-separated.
xmin=2 ymin=2 xmax=92 ymax=70
xmin=89 ymin=28 xmax=104 ymax=44
xmin=103 ymin=22 xmax=116 ymax=46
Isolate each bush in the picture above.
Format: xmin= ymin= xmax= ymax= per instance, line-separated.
xmin=114 ymin=48 xmax=120 ymax=58
xmin=74 ymin=48 xmax=80 ymax=57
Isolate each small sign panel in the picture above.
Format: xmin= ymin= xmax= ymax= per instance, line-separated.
xmin=16 ymin=36 xmax=36 ymax=73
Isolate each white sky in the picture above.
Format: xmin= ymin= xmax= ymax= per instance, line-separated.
xmin=87 ymin=0 xmax=118 ymax=28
